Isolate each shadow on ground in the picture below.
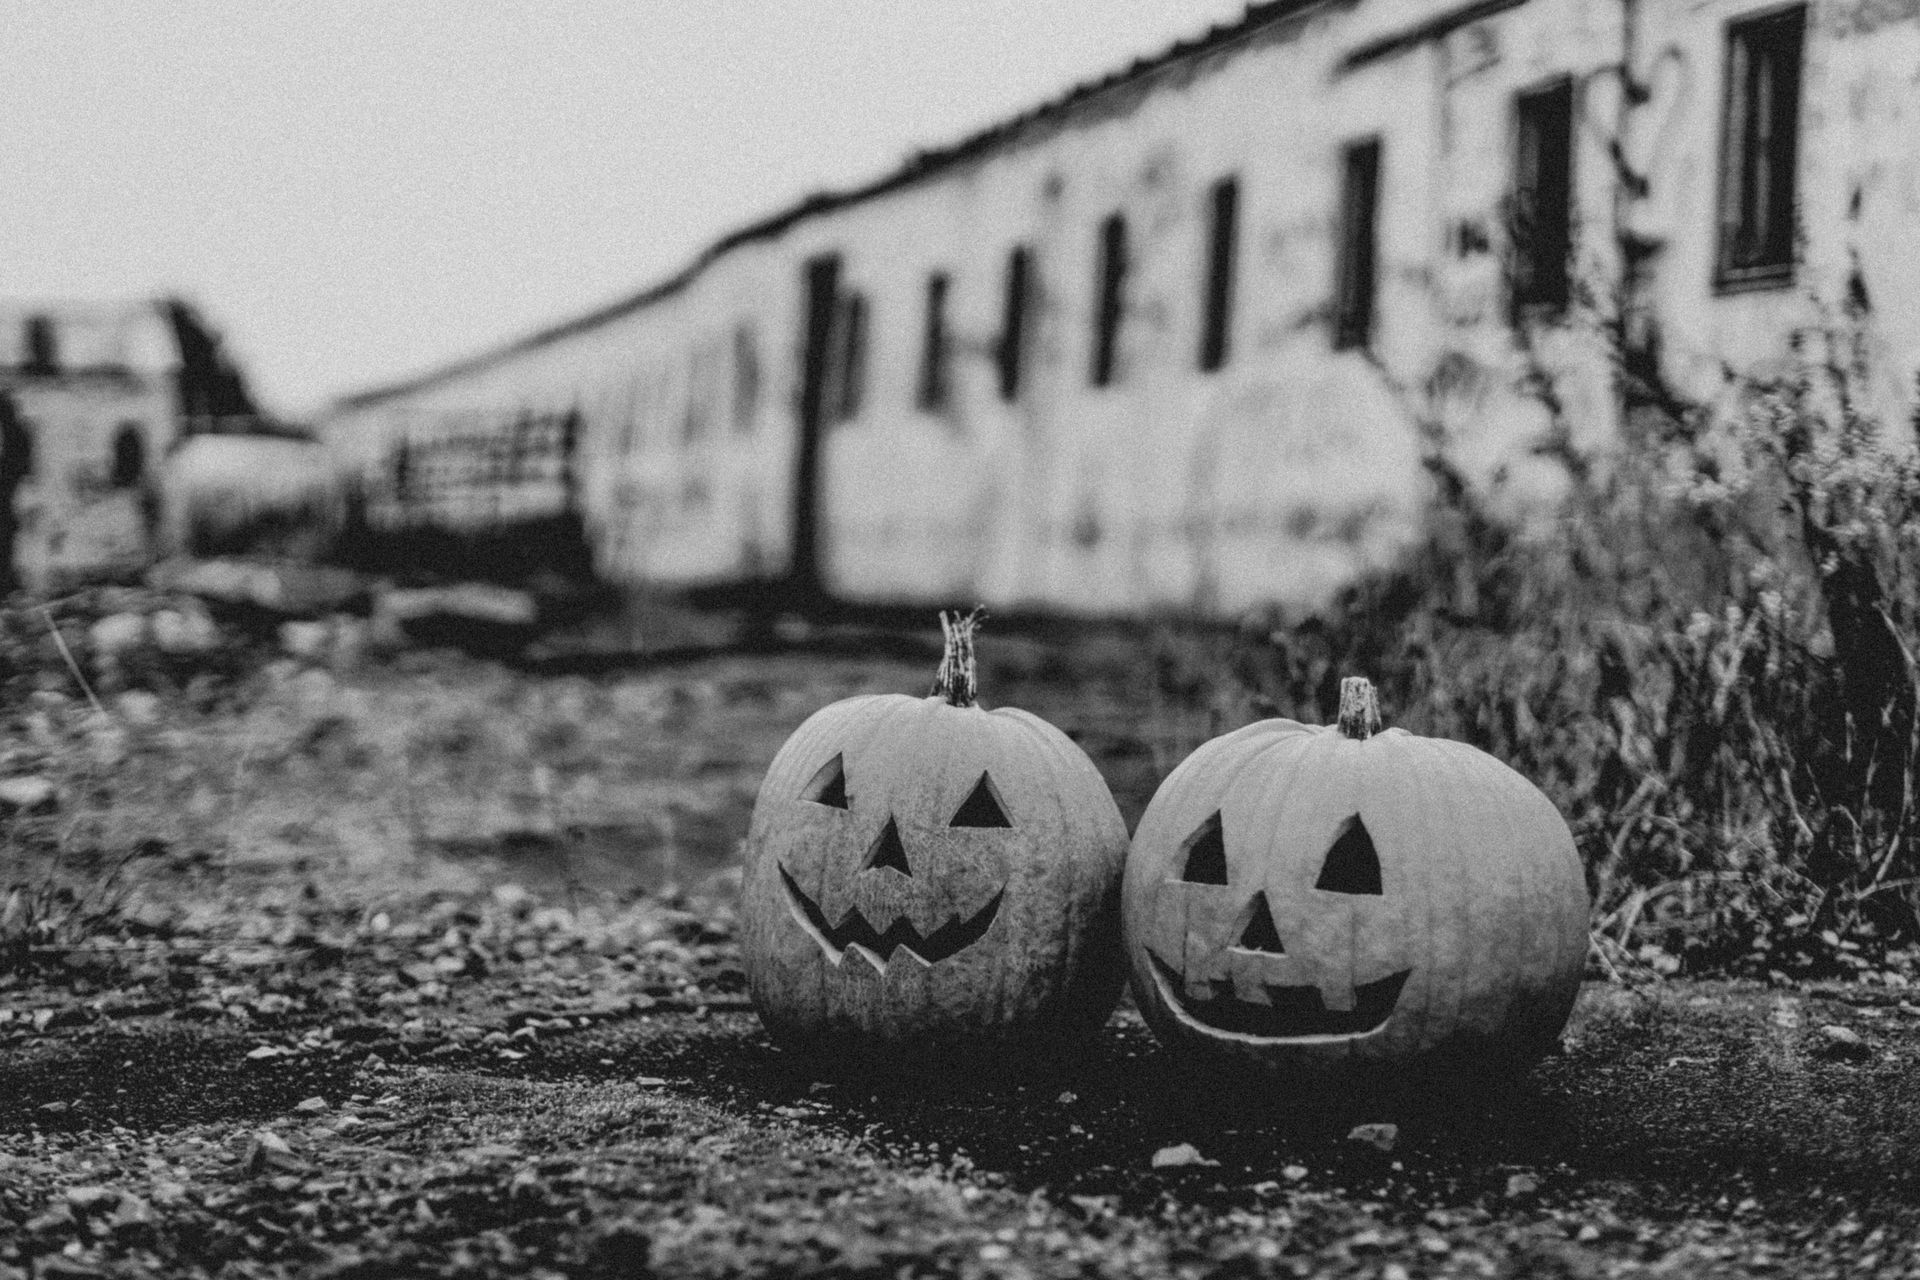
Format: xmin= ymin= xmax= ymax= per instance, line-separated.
xmin=467 ymin=988 xmax=1920 ymax=1224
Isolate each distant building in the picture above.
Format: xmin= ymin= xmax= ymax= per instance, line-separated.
xmin=324 ymin=0 xmax=1920 ymax=615
xmin=0 ymin=297 xmax=274 ymax=591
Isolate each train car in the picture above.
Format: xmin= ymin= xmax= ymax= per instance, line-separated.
xmin=320 ymin=0 xmax=1920 ymax=616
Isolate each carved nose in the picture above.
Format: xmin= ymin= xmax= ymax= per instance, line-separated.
xmin=861 ymin=815 xmax=912 ymax=876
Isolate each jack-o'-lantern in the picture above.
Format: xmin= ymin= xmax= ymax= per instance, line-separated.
xmin=741 ymin=612 xmax=1128 ymax=1059
xmin=1123 ymin=677 xmax=1589 ymax=1072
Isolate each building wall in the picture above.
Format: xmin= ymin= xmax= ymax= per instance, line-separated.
xmin=1 ymin=304 xmax=181 ymax=591
xmin=321 ymin=0 xmax=1920 ymax=615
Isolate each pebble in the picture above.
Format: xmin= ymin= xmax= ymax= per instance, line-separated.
xmin=64 ymin=1186 xmax=118 ymax=1211
xmin=1151 ymin=1142 xmax=1218 ymax=1169
xmin=1814 ymin=1024 xmax=1871 ymax=1060
xmin=89 ymin=612 xmax=147 ymax=656
xmin=0 ymin=776 xmax=57 ymax=813
xmin=1347 ymin=1122 xmax=1398 ymax=1152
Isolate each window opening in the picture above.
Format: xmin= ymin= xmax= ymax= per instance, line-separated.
xmin=109 ymin=423 xmax=146 ymax=489
xmin=1511 ymin=79 xmax=1575 ymax=315
xmin=1716 ymin=4 xmax=1805 ymax=289
xmin=918 ymin=272 xmax=951 ymax=410
xmin=997 ymin=245 xmax=1031 ymax=402
xmin=1200 ymin=176 xmax=1240 ymax=371
xmin=1091 ymin=213 xmax=1128 ymax=386
xmin=1333 ymin=139 xmax=1382 ymax=350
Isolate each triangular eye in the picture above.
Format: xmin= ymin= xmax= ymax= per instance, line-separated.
xmin=1178 ymin=811 xmax=1228 ymax=884
xmin=1316 ymin=815 xmax=1382 ymax=895
xmin=948 ymin=773 xmax=1011 ymax=828
xmin=862 ymin=816 xmax=912 ymax=875
xmin=1236 ymin=890 xmax=1285 ymax=952
xmin=800 ymin=754 xmax=849 ymax=809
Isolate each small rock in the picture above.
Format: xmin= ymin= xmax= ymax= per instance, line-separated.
xmin=1813 ymin=1024 xmax=1873 ymax=1061
xmin=1151 ymin=1142 xmax=1218 ymax=1169
xmin=245 ymin=1045 xmax=284 ymax=1060
xmin=24 ymin=1203 xmax=75 ymax=1235
xmin=110 ymin=1194 xmax=154 ymax=1230
xmin=252 ymin=1128 xmax=293 ymax=1154
xmin=0 ymin=776 xmax=57 ymax=814
xmin=90 ymin=612 xmax=148 ymax=656
xmin=1282 ymin=1164 xmax=1309 ymax=1181
xmin=88 ymin=724 xmax=129 ymax=768
xmin=116 ymin=690 xmax=163 ymax=724
xmin=1057 ymin=1091 xmax=1078 ymax=1105
xmin=152 ymin=605 xmax=220 ymax=654
xmin=64 ymin=1185 xmax=118 ymax=1212
xmin=279 ymin=620 xmax=332 ymax=662
xmin=242 ymin=1129 xmax=301 ymax=1175
xmin=1347 ymin=1122 xmax=1399 ymax=1152
xmin=1505 ymin=1172 xmax=1541 ymax=1199
xmin=293 ymin=1096 xmax=330 ymax=1114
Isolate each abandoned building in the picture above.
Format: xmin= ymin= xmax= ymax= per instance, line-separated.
xmin=0 ymin=298 xmax=275 ymax=592
xmin=321 ymin=0 xmax=1920 ymax=615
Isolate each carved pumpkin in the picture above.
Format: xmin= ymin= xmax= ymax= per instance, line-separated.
xmin=741 ymin=612 xmax=1128 ymax=1058
xmin=1123 ymin=677 xmax=1589 ymax=1072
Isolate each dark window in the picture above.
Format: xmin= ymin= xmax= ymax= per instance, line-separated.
xmin=1199 ymin=176 xmax=1240 ymax=371
xmin=682 ymin=346 xmax=713 ymax=444
xmin=997 ymin=245 xmax=1032 ymax=402
xmin=828 ymin=290 xmax=868 ymax=423
xmin=22 ymin=315 xmax=58 ymax=375
xmin=917 ymin=272 xmax=951 ymax=410
xmin=1511 ymin=79 xmax=1575 ymax=315
xmin=1092 ymin=212 xmax=1128 ymax=386
xmin=1717 ymin=5 xmax=1805 ymax=290
xmin=732 ymin=323 xmax=759 ymax=433
xmin=1333 ymin=138 xmax=1382 ymax=351
xmin=1 ymin=395 xmax=32 ymax=483
xmin=109 ymin=424 xmax=146 ymax=488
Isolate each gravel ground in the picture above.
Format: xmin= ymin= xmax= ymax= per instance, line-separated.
xmin=5 ymin=639 xmax=1920 ymax=1278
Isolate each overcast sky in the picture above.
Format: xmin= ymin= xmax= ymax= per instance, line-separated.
xmin=3 ymin=2 xmax=1253 ymax=417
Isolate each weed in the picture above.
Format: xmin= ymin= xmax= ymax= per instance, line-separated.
xmin=1145 ymin=320 xmax=1920 ymax=980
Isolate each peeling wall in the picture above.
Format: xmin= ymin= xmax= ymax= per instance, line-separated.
xmin=321 ymin=0 xmax=1920 ymax=616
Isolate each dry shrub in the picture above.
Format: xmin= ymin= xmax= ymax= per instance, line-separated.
xmin=1157 ymin=329 xmax=1920 ymax=978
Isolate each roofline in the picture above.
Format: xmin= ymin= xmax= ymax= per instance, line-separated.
xmin=331 ymin=0 xmax=1329 ymax=413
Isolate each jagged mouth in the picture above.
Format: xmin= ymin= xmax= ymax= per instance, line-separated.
xmin=778 ymin=863 xmax=1004 ymax=973
xmin=1147 ymin=950 xmax=1410 ymax=1041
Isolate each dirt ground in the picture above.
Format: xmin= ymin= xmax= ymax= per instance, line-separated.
xmin=5 ymin=636 xmax=1920 ymax=1278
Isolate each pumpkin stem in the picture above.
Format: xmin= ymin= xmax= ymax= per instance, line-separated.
xmin=932 ymin=608 xmax=984 ymax=708
xmin=1337 ymin=676 xmax=1382 ymax=740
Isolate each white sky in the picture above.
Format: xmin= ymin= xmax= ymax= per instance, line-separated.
xmin=2 ymin=2 xmax=1253 ymax=417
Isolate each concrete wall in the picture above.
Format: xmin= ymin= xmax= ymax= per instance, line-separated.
xmin=321 ymin=0 xmax=1920 ymax=616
